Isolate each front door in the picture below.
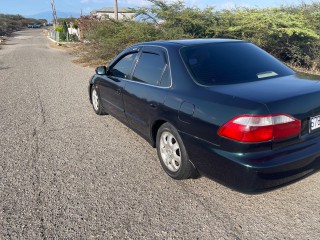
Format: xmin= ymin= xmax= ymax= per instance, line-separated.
xmin=98 ymin=52 xmax=138 ymax=123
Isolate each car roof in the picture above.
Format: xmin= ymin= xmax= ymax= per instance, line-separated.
xmin=136 ymin=38 xmax=244 ymax=47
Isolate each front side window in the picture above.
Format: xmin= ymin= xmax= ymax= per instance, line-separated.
xmin=109 ymin=53 xmax=137 ymax=79
xmin=132 ymin=52 xmax=166 ymax=86
xmin=180 ymin=42 xmax=295 ymax=85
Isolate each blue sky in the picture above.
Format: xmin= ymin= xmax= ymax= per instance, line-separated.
xmin=0 ymin=0 xmax=315 ymax=17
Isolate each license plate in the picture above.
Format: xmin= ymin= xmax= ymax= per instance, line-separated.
xmin=310 ymin=115 xmax=320 ymax=132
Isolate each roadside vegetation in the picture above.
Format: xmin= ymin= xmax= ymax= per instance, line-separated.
xmin=0 ymin=14 xmax=45 ymax=35
xmin=78 ymin=0 xmax=320 ymax=74
xmin=55 ymin=18 xmax=79 ymax=42
xmin=0 ymin=13 xmax=46 ymax=48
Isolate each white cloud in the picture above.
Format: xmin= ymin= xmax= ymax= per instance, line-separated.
xmin=120 ymin=0 xmax=215 ymax=9
xmin=220 ymin=1 xmax=251 ymax=10
xmin=185 ymin=0 xmax=202 ymax=6
xmin=118 ymin=0 xmax=202 ymax=7
xmin=119 ymin=0 xmax=150 ymax=6
xmin=81 ymin=0 xmax=106 ymax=4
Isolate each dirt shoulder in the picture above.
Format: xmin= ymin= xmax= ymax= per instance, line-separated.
xmin=48 ymin=41 xmax=106 ymax=68
xmin=0 ymin=36 xmax=9 ymax=49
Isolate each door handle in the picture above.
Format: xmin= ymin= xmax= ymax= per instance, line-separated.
xmin=116 ymin=89 xmax=121 ymax=95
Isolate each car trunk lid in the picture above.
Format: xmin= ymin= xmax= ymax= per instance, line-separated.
xmin=212 ymin=73 xmax=320 ymax=142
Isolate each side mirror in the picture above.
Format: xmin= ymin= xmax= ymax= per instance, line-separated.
xmin=95 ymin=66 xmax=107 ymax=75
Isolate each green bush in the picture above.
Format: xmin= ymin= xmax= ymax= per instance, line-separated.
xmin=55 ymin=26 xmax=63 ymax=33
xmin=69 ymin=34 xmax=79 ymax=42
xmin=81 ymin=0 xmax=320 ymax=71
xmin=213 ymin=8 xmax=319 ymax=69
xmin=0 ymin=14 xmax=46 ymax=33
xmin=82 ymin=18 xmax=186 ymax=62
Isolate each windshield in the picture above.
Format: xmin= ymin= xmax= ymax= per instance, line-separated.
xmin=180 ymin=42 xmax=295 ymax=85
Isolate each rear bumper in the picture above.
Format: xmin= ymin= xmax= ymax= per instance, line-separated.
xmin=181 ymin=132 xmax=320 ymax=193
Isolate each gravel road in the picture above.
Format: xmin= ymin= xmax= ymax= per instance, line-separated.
xmin=0 ymin=29 xmax=319 ymax=240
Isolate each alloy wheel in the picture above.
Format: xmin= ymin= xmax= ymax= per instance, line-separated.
xmin=159 ymin=131 xmax=181 ymax=172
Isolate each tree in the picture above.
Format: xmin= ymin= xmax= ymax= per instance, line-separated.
xmin=216 ymin=7 xmax=319 ymax=68
xmin=134 ymin=0 xmax=217 ymax=38
xmin=80 ymin=0 xmax=320 ymax=71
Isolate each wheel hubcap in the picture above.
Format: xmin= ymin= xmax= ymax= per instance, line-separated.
xmin=92 ymin=88 xmax=99 ymax=111
xmin=159 ymin=131 xmax=181 ymax=172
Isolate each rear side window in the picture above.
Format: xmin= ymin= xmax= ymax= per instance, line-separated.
xmin=159 ymin=65 xmax=171 ymax=87
xmin=180 ymin=42 xmax=295 ymax=85
xmin=133 ymin=52 xmax=166 ymax=86
xmin=110 ymin=53 xmax=137 ymax=79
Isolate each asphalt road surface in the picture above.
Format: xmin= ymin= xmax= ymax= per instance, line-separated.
xmin=0 ymin=29 xmax=319 ymax=240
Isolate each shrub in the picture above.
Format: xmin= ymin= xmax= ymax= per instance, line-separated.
xmin=55 ymin=26 xmax=63 ymax=33
xmin=80 ymin=0 xmax=320 ymax=71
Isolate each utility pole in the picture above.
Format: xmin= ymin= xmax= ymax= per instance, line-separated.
xmin=51 ymin=0 xmax=58 ymax=27
xmin=114 ymin=0 xmax=118 ymax=20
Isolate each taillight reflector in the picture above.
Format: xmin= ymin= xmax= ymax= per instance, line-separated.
xmin=218 ymin=114 xmax=301 ymax=143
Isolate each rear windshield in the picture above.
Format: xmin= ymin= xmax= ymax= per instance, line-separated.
xmin=180 ymin=42 xmax=295 ymax=85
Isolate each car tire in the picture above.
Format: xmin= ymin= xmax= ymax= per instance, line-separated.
xmin=91 ymin=86 xmax=106 ymax=115
xmin=156 ymin=123 xmax=197 ymax=180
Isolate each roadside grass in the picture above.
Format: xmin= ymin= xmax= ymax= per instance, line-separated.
xmin=49 ymin=42 xmax=106 ymax=67
xmin=288 ymin=64 xmax=320 ymax=76
xmin=71 ymin=43 xmax=107 ymax=67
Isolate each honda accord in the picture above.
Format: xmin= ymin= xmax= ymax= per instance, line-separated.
xmin=88 ymin=39 xmax=320 ymax=192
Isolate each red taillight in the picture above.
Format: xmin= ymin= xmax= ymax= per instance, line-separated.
xmin=218 ymin=114 xmax=301 ymax=143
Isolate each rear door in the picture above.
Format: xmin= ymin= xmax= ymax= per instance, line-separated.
xmin=123 ymin=46 xmax=171 ymax=137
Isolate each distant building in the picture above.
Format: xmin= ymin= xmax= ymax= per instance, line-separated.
xmin=90 ymin=7 xmax=135 ymax=20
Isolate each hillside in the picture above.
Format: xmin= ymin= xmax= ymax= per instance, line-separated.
xmin=26 ymin=11 xmax=80 ymax=21
xmin=0 ymin=14 xmax=45 ymax=36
